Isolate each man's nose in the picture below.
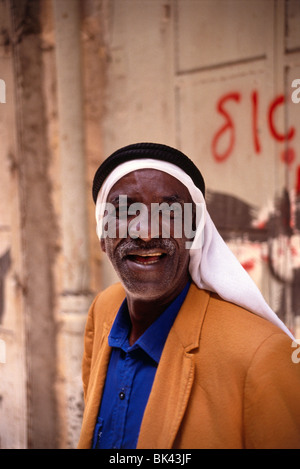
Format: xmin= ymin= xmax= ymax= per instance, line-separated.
xmin=138 ymin=224 xmax=152 ymax=242
xmin=128 ymin=204 xmax=156 ymax=241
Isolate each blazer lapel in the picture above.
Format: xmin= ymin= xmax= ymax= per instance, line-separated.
xmin=137 ymin=285 xmax=210 ymax=449
xmin=77 ymin=321 xmax=112 ymax=448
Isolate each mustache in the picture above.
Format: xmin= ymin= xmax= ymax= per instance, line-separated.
xmin=116 ymin=238 xmax=176 ymax=258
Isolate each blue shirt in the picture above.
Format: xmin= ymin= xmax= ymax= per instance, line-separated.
xmin=92 ymin=281 xmax=191 ymax=449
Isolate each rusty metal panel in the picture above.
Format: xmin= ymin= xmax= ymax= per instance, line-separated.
xmin=176 ymin=64 xmax=278 ymax=207
xmin=175 ymin=0 xmax=272 ymax=73
xmin=286 ymin=0 xmax=300 ymax=52
xmin=174 ymin=0 xmax=300 ymax=334
xmin=101 ymin=0 xmax=176 ymax=156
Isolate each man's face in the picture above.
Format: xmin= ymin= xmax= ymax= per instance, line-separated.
xmin=101 ymin=169 xmax=194 ymax=303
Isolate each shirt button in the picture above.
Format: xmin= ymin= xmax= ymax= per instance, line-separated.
xmin=119 ymin=391 xmax=125 ymax=400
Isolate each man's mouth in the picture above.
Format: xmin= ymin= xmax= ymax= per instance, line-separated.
xmin=116 ymin=239 xmax=176 ymax=268
xmin=126 ymin=252 xmax=166 ymax=265
xmin=126 ymin=251 xmax=167 ymax=265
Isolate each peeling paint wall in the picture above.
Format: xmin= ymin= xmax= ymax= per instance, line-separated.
xmin=11 ymin=0 xmax=61 ymax=448
xmin=0 ymin=0 xmax=28 ymax=449
xmin=0 ymin=0 xmax=299 ymax=449
xmin=0 ymin=0 xmax=107 ymax=449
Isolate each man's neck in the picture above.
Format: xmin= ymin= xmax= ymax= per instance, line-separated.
xmin=126 ymin=278 xmax=190 ymax=346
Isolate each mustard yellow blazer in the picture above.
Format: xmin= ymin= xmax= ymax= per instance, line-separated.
xmin=77 ymin=282 xmax=300 ymax=449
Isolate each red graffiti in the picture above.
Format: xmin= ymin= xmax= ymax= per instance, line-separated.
xmin=257 ymin=220 xmax=266 ymax=230
xmin=291 ymin=245 xmax=298 ymax=257
xmin=268 ymin=95 xmax=295 ymax=142
xmin=212 ymin=91 xmax=297 ymax=164
xmin=281 ymin=148 xmax=296 ymax=166
xmin=251 ymin=90 xmax=261 ymax=154
xmin=211 ymin=92 xmax=241 ymax=162
xmin=296 ymin=166 xmax=300 ymax=195
xmin=241 ymin=259 xmax=255 ymax=271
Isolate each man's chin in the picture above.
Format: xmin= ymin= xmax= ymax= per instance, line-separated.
xmin=120 ymin=277 xmax=173 ymax=302
xmin=115 ymin=254 xmax=174 ymax=288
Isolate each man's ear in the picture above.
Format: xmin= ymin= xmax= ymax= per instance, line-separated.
xmin=100 ymin=238 xmax=106 ymax=253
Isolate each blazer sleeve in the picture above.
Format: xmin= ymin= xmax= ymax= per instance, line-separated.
xmin=244 ymin=332 xmax=300 ymax=448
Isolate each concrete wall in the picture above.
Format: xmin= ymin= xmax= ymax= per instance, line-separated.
xmin=0 ymin=0 xmax=299 ymax=449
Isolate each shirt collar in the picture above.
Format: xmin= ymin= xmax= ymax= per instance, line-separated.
xmin=108 ymin=281 xmax=191 ymax=364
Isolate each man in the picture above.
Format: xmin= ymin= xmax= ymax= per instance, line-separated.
xmin=78 ymin=142 xmax=300 ymax=449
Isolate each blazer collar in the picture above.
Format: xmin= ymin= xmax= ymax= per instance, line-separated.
xmin=172 ymin=283 xmax=210 ymax=351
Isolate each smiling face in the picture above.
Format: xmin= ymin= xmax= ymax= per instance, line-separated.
xmin=101 ymin=169 xmax=194 ymax=303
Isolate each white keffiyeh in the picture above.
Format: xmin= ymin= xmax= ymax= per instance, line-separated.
xmin=95 ymin=158 xmax=294 ymax=340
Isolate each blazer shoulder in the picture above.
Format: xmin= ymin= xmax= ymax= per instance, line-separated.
xmin=204 ymin=291 xmax=292 ymax=351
